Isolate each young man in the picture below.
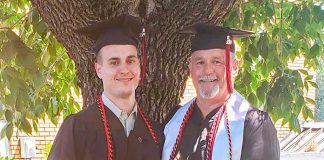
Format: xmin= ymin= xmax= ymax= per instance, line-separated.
xmin=163 ymin=23 xmax=280 ymax=160
xmin=48 ymin=15 xmax=164 ymax=160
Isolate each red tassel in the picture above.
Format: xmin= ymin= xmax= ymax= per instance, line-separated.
xmin=139 ymin=28 xmax=147 ymax=85
xmin=225 ymin=36 xmax=233 ymax=94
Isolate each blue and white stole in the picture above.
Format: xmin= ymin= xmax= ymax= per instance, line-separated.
xmin=162 ymin=91 xmax=251 ymax=160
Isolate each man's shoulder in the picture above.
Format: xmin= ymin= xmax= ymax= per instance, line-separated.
xmin=74 ymin=103 xmax=98 ymax=117
xmin=162 ymin=105 xmax=181 ymax=127
xmin=244 ymin=106 xmax=276 ymax=134
xmin=62 ymin=103 xmax=100 ymax=128
xmin=245 ymin=106 xmax=270 ymax=122
xmin=163 ymin=102 xmax=194 ymax=131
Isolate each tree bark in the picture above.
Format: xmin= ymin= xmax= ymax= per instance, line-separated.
xmin=30 ymin=0 xmax=236 ymax=123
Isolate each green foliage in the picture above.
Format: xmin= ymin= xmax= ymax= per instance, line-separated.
xmin=223 ymin=0 xmax=323 ymax=132
xmin=0 ymin=157 xmax=14 ymax=160
xmin=0 ymin=0 xmax=80 ymax=139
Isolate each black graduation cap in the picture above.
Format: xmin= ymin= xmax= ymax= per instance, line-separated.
xmin=76 ymin=14 xmax=143 ymax=53
xmin=180 ymin=23 xmax=253 ymax=94
xmin=180 ymin=23 xmax=253 ymax=53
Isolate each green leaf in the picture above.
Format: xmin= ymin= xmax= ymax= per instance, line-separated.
xmin=293 ymin=19 xmax=306 ymax=34
xmin=302 ymin=106 xmax=314 ymax=120
xmin=5 ymin=123 xmax=13 ymax=140
xmin=5 ymin=110 xmax=13 ymax=122
xmin=51 ymin=97 xmax=58 ymax=115
xmin=14 ymin=41 xmax=37 ymax=72
xmin=304 ymin=80 xmax=309 ymax=91
xmin=302 ymin=106 xmax=308 ymax=120
xmin=243 ymin=10 xmax=253 ymax=29
xmin=247 ymin=92 xmax=258 ymax=106
xmin=289 ymin=114 xmax=301 ymax=132
xmin=21 ymin=118 xmax=32 ymax=134
xmin=244 ymin=52 xmax=253 ymax=63
xmin=47 ymin=42 xmax=56 ymax=57
xmin=3 ymin=66 xmax=20 ymax=78
xmin=305 ymin=97 xmax=315 ymax=105
xmin=296 ymin=96 xmax=304 ymax=109
xmin=301 ymin=5 xmax=310 ymax=24
xmin=33 ymin=120 xmax=38 ymax=133
xmin=14 ymin=93 xmax=24 ymax=112
xmin=47 ymin=109 xmax=58 ymax=126
xmin=35 ymin=20 xmax=48 ymax=37
xmin=242 ymin=71 xmax=252 ymax=84
xmin=26 ymin=32 xmax=36 ymax=46
xmin=281 ymin=117 xmax=289 ymax=126
xmin=6 ymin=30 xmax=20 ymax=41
xmin=313 ymin=5 xmax=324 ymax=22
xmin=309 ymin=44 xmax=319 ymax=58
xmin=5 ymin=94 xmax=17 ymax=107
xmin=307 ymin=107 xmax=314 ymax=119
xmin=256 ymin=85 xmax=266 ymax=104
xmin=0 ymin=41 xmax=16 ymax=62
xmin=31 ymin=10 xmax=40 ymax=26
xmin=292 ymin=102 xmax=301 ymax=115
xmin=42 ymin=50 xmax=51 ymax=67
xmin=271 ymin=112 xmax=279 ymax=124
xmin=308 ymin=81 xmax=318 ymax=89
xmin=248 ymin=44 xmax=258 ymax=58
xmin=298 ymin=69 xmax=308 ymax=75
xmin=266 ymin=5 xmax=274 ymax=17
xmin=305 ymin=75 xmax=314 ymax=81
xmin=272 ymin=27 xmax=280 ymax=38
xmin=280 ymin=102 xmax=290 ymax=115
xmin=1 ymin=126 xmax=6 ymax=139
xmin=74 ymin=100 xmax=81 ymax=111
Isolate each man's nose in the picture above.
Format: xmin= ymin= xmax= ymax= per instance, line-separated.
xmin=119 ymin=63 xmax=130 ymax=74
xmin=204 ymin=63 xmax=214 ymax=75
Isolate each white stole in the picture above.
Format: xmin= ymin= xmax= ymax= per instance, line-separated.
xmin=162 ymin=91 xmax=250 ymax=160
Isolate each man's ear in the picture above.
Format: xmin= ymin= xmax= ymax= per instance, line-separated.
xmin=95 ymin=62 xmax=102 ymax=79
xmin=232 ymin=59 xmax=240 ymax=77
xmin=188 ymin=57 xmax=192 ymax=76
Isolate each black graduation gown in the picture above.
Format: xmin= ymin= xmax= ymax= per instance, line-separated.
xmin=173 ymin=102 xmax=280 ymax=160
xmin=48 ymin=103 xmax=164 ymax=160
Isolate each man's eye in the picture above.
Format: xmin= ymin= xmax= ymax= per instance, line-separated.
xmin=213 ymin=60 xmax=222 ymax=65
xmin=196 ymin=61 xmax=204 ymax=65
xmin=128 ymin=59 xmax=136 ymax=64
xmin=110 ymin=61 xmax=119 ymax=65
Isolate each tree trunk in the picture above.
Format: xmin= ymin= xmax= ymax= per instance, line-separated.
xmin=30 ymin=0 xmax=235 ymax=123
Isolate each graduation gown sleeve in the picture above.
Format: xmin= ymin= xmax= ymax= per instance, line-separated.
xmin=240 ymin=108 xmax=280 ymax=160
xmin=48 ymin=115 xmax=77 ymax=160
xmin=48 ymin=105 xmax=105 ymax=160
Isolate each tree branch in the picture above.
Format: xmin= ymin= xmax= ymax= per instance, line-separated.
xmin=0 ymin=8 xmax=34 ymax=30
xmin=10 ymin=8 xmax=34 ymax=29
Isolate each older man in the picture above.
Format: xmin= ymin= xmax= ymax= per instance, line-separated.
xmin=48 ymin=15 xmax=164 ymax=160
xmin=163 ymin=23 xmax=280 ymax=160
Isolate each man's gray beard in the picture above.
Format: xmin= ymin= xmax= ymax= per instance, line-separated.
xmin=199 ymin=84 xmax=220 ymax=99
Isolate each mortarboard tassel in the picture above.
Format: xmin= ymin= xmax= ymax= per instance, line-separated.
xmin=225 ymin=36 xmax=233 ymax=94
xmin=139 ymin=27 xmax=147 ymax=85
